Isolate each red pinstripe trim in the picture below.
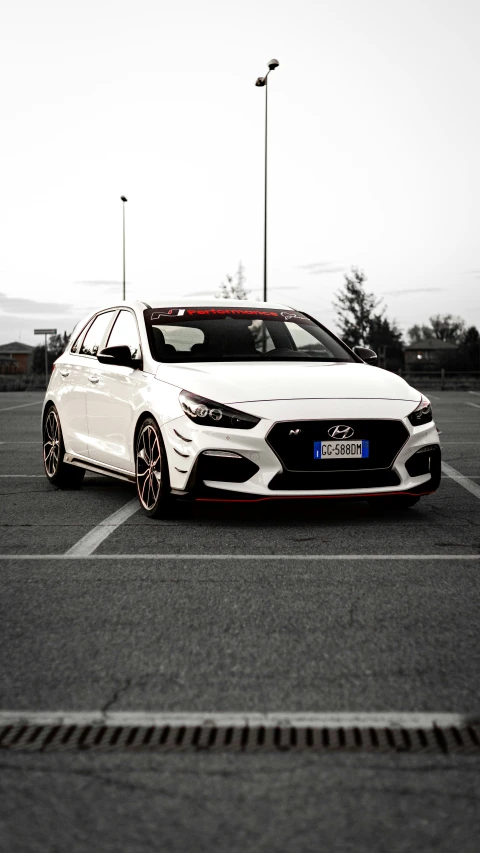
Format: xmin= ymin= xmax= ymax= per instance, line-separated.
xmin=196 ymin=490 xmax=435 ymax=503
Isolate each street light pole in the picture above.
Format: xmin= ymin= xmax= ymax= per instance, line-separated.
xmin=255 ymin=59 xmax=279 ymax=303
xmin=120 ymin=196 xmax=128 ymax=300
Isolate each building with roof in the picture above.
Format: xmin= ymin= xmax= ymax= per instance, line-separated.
xmin=404 ymin=338 xmax=458 ymax=369
xmin=0 ymin=342 xmax=34 ymax=374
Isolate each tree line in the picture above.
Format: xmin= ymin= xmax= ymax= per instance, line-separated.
xmin=31 ymin=265 xmax=479 ymax=373
xmin=334 ymin=267 xmax=479 ymax=371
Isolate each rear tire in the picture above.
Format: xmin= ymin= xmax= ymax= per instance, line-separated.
xmin=43 ymin=405 xmax=85 ymax=488
xmin=135 ymin=417 xmax=176 ymax=518
xmin=367 ymin=495 xmax=421 ymax=511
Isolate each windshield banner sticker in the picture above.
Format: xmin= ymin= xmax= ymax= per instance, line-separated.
xmin=150 ymin=308 xmax=311 ymax=322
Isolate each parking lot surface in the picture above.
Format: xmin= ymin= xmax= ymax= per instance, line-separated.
xmin=0 ymin=390 xmax=479 ymax=852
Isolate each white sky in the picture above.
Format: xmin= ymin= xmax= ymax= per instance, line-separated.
xmin=1 ymin=0 xmax=479 ymax=345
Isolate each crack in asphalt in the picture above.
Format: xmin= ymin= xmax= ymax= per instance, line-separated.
xmin=101 ymin=678 xmax=133 ymax=716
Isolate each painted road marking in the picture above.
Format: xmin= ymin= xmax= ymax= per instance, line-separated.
xmin=0 ymin=553 xmax=479 ymax=560
xmin=0 ymin=401 xmax=42 ymax=412
xmin=0 ymin=711 xmax=470 ymax=728
xmin=466 ymin=402 xmax=480 ymax=410
xmin=469 ymin=391 xmax=480 ymax=396
xmin=442 ymin=461 xmax=480 ymax=500
xmin=64 ymin=497 xmax=140 ymax=556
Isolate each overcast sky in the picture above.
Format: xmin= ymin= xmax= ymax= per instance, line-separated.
xmin=1 ymin=0 xmax=479 ymax=345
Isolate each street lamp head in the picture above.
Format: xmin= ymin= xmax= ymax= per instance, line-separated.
xmin=268 ymin=58 xmax=279 ymax=70
xmin=255 ymin=76 xmax=266 ymax=87
xmin=120 ymin=196 xmax=128 ymax=202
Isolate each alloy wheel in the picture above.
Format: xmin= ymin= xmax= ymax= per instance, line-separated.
xmin=43 ymin=408 xmax=61 ymax=477
xmin=137 ymin=424 xmax=162 ymax=510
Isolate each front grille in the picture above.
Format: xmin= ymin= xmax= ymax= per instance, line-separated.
xmin=267 ymin=419 xmax=409 ymax=473
xmin=269 ymin=469 xmax=401 ymax=491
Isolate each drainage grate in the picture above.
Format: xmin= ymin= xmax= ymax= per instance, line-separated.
xmin=1 ymin=722 xmax=479 ymax=753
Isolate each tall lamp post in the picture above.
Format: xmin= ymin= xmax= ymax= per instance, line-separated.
xmin=120 ymin=195 xmax=128 ymax=300
xmin=255 ymin=58 xmax=279 ymax=303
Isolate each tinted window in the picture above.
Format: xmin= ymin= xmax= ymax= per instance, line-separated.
xmin=80 ymin=311 xmax=115 ymax=357
xmin=106 ymin=310 xmax=141 ymax=359
xmin=145 ymin=307 xmax=353 ymax=362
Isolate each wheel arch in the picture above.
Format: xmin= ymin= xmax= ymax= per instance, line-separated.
xmin=42 ymin=399 xmax=57 ymax=426
xmin=133 ymin=410 xmax=159 ymax=456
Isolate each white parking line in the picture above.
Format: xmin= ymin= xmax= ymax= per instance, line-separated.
xmin=0 ymin=401 xmax=42 ymax=412
xmin=469 ymin=391 xmax=480 ymax=396
xmin=64 ymin=498 xmax=140 ymax=556
xmin=0 ymin=710 xmax=468 ymax=729
xmin=466 ymin=402 xmax=480 ymax=410
xmin=0 ymin=553 xmax=479 ymax=560
xmin=441 ymin=461 xmax=480 ymax=500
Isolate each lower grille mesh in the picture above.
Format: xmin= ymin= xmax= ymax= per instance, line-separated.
xmin=1 ymin=722 xmax=478 ymax=753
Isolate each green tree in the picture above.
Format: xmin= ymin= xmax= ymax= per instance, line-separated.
xmin=216 ymin=261 xmax=249 ymax=299
xmin=457 ymin=326 xmax=480 ymax=369
xmin=408 ymin=315 xmax=466 ymax=344
xmin=368 ymin=313 xmax=404 ymax=350
xmin=334 ymin=267 xmax=381 ymax=347
xmin=32 ymin=331 xmax=69 ymax=374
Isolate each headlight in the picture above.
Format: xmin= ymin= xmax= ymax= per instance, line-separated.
xmin=408 ymin=397 xmax=433 ymax=426
xmin=179 ymin=390 xmax=260 ymax=430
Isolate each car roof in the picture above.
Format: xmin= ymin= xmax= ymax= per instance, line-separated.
xmin=144 ymin=298 xmax=294 ymax=310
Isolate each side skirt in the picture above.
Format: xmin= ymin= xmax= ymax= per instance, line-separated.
xmin=63 ymin=453 xmax=136 ymax=484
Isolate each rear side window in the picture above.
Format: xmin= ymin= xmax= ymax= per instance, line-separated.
xmin=106 ymin=310 xmax=141 ymax=359
xmin=156 ymin=325 xmax=204 ymax=351
xmin=80 ymin=311 xmax=115 ymax=357
xmin=70 ymin=320 xmax=89 ymax=353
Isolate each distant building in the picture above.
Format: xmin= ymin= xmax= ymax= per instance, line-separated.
xmin=0 ymin=342 xmax=34 ymax=374
xmin=404 ymin=338 xmax=458 ymax=369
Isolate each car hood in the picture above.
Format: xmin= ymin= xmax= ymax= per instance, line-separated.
xmin=155 ymin=361 xmax=420 ymax=405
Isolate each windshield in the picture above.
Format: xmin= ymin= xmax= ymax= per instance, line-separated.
xmin=144 ymin=307 xmax=354 ymax=363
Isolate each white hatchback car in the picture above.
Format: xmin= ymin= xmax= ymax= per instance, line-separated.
xmin=42 ymin=299 xmax=441 ymax=516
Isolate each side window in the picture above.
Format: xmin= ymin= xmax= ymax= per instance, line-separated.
xmin=248 ymin=320 xmax=275 ymax=352
xmin=106 ymin=310 xmax=141 ymax=359
xmin=70 ymin=320 xmax=89 ymax=354
xmin=285 ymin=322 xmax=331 ymax=356
xmin=156 ymin=325 xmax=204 ymax=351
xmin=80 ymin=311 xmax=115 ymax=357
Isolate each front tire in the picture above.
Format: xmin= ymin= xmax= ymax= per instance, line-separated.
xmin=136 ymin=417 xmax=175 ymax=518
xmin=43 ymin=405 xmax=85 ymax=488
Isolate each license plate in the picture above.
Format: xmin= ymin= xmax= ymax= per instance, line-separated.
xmin=314 ymin=440 xmax=369 ymax=459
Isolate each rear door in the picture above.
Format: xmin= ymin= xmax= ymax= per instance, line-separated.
xmin=70 ymin=310 xmax=116 ymax=457
xmin=54 ymin=319 xmax=93 ymax=457
xmin=85 ymin=309 xmax=144 ymax=472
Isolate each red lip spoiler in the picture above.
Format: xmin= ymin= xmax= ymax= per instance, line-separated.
xmin=196 ymin=490 xmax=435 ymax=503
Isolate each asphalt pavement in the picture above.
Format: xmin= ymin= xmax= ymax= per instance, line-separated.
xmin=0 ymin=389 xmax=479 ymax=852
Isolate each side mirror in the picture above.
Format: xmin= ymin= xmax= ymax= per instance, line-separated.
xmin=352 ymin=345 xmax=378 ymax=365
xmin=97 ymin=345 xmax=141 ymax=369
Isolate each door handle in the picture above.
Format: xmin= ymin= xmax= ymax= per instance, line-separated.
xmin=88 ymin=376 xmax=99 ymax=384
xmin=60 ymin=369 xmax=70 ymax=377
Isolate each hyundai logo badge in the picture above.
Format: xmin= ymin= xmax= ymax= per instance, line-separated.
xmin=327 ymin=425 xmax=355 ymax=439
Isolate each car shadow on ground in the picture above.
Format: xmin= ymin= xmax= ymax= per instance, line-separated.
xmin=182 ymin=496 xmax=431 ymax=530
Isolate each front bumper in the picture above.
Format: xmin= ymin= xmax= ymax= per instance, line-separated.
xmin=162 ymin=406 xmax=441 ymax=500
